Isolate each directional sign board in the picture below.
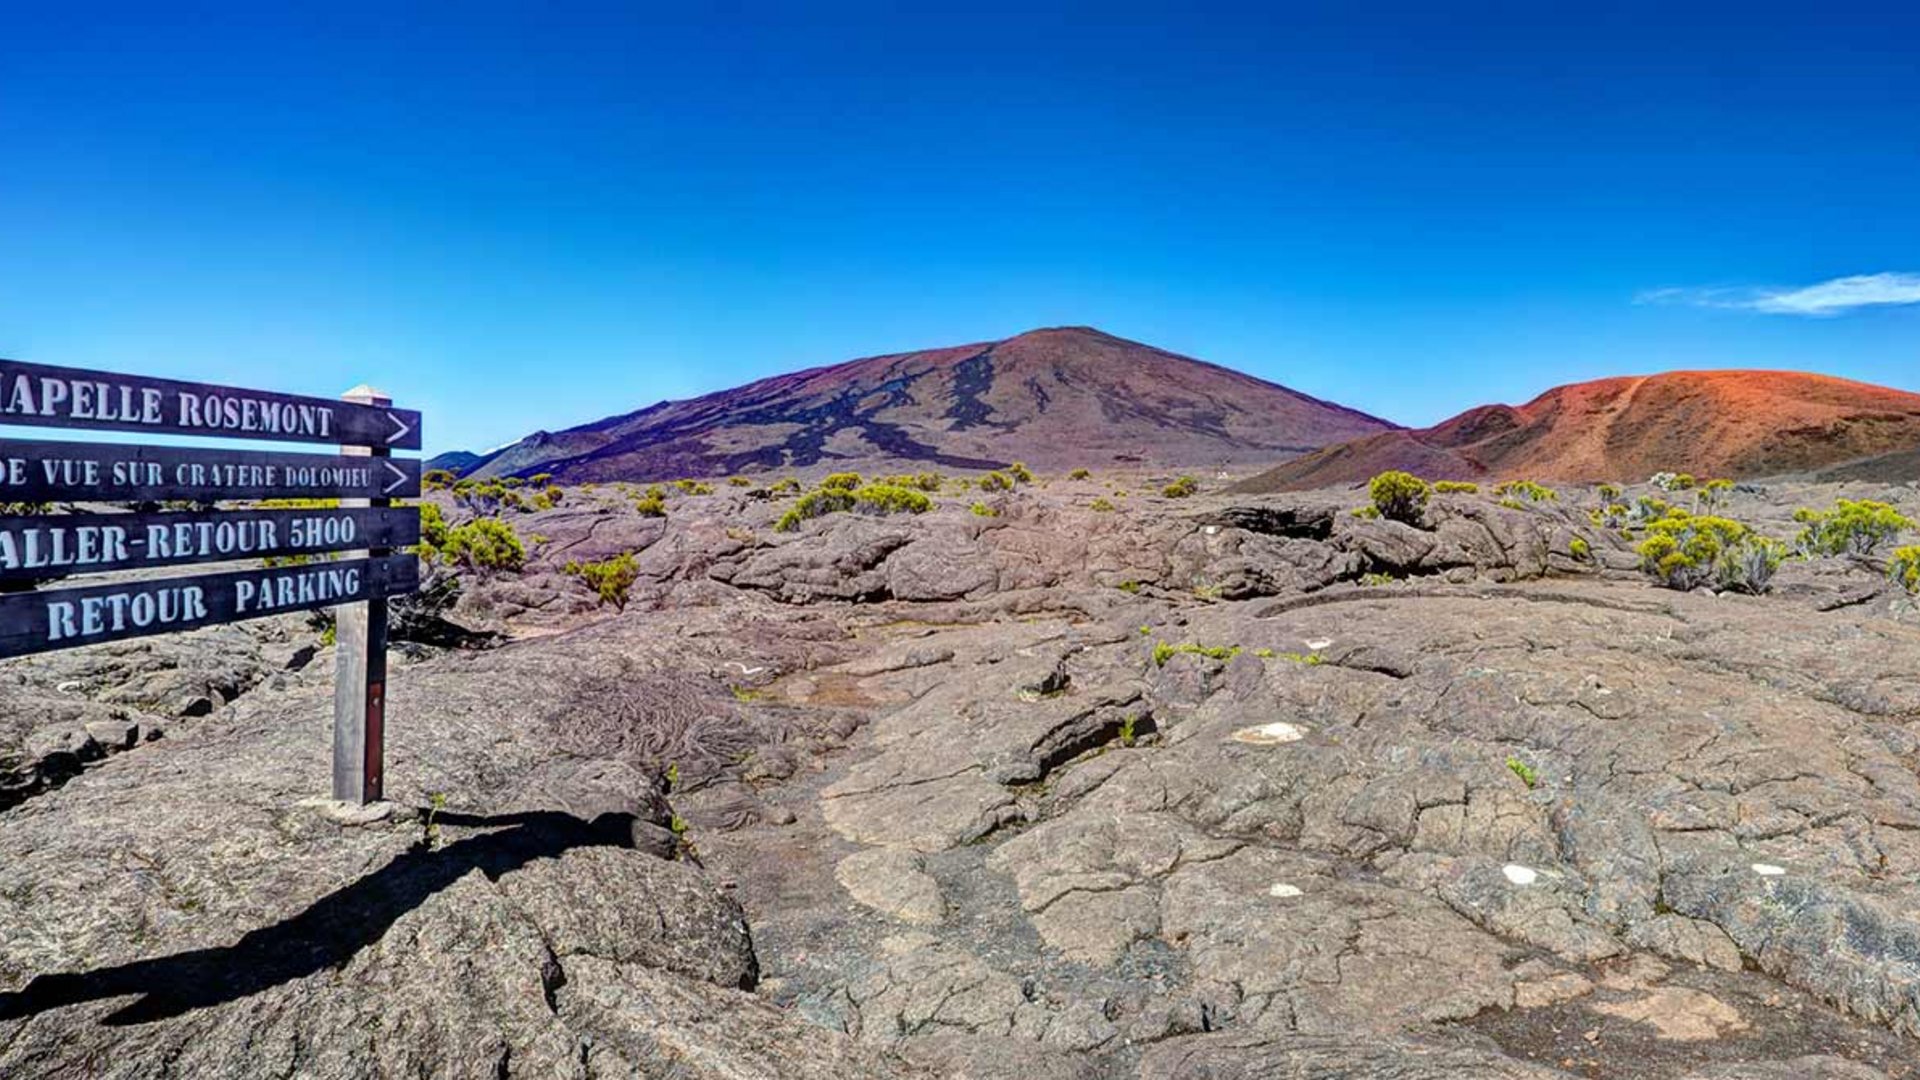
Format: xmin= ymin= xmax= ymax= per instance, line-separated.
xmin=0 ymin=358 xmax=420 ymax=449
xmin=0 ymin=554 xmax=419 ymax=658
xmin=0 ymin=437 xmax=420 ymax=503
xmin=0 ymin=507 xmax=421 ymax=580
xmin=0 ymin=358 xmax=425 ymax=804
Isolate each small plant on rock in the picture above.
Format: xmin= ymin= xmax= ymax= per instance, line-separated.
xmin=1162 ymin=475 xmax=1199 ymax=499
xmin=1494 ymin=479 xmax=1557 ymax=506
xmin=1368 ymin=470 xmax=1429 ymax=523
xmin=1596 ymin=483 xmax=1622 ymax=503
xmin=1153 ymin=641 xmax=1241 ymax=667
xmin=970 ymin=501 xmax=999 ymax=517
xmin=1891 ymin=546 xmax=1920 ymax=594
xmin=1090 ymin=497 xmax=1116 ymax=512
xmin=564 ymin=552 xmax=640 ymax=609
xmin=635 ymin=491 xmax=667 ymax=517
xmin=1433 ymin=480 xmax=1478 ymax=494
xmin=819 ymin=472 xmax=863 ymax=492
xmin=1069 ymin=468 xmax=1092 ymax=480
xmin=1505 ymin=757 xmax=1538 ymax=789
xmin=1569 ymin=536 xmax=1591 ymax=560
xmin=1007 ymin=462 xmax=1036 ymax=484
xmin=978 ymin=471 xmax=1014 ymax=492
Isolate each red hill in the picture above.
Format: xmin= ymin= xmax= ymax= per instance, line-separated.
xmin=1233 ymin=370 xmax=1920 ymax=492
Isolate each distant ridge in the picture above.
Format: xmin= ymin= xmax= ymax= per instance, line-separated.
xmin=1233 ymin=369 xmax=1920 ymax=492
xmin=460 ymin=327 xmax=1395 ymax=482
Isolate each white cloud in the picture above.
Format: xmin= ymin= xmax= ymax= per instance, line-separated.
xmin=1637 ymin=272 xmax=1920 ymax=317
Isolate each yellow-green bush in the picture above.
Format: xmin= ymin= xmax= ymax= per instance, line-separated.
xmin=881 ymin=471 xmax=944 ymax=492
xmin=635 ymin=491 xmax=667 ymax=517
xmin=443 ymin=517 xmax=526 ymax=573
xmin=673 ymin=478 xmax=714 ymax=495
xmin=416 ymin=502 xmax=450 ymax=562
xmin=1793 ymin=499 xmax=1914 ymax=556
xmin=1433 ymin=480 xmax=1478 ymax=494
xmin=1162 ymin=475 xmax=1199 ymax=499
xmin=1637 ymin=512 xmax=1783 ymax=594
xmin=978 ymin=471 xmax=1014 ymax=492
xmin=1090 ymin=497 xmax=1115 ymax=512
xmin=819 ymin=472 xmax=863 ymax=492
xmin=565 ymin=552 xmax=639 ymax=609
xmin=1494 ymin=479 xmax=1557 ymax=505
xmin=1368 ymin=471 xmax=1428 ymax=522
xmin=1069 ymin=468 xmax=1092 ymax=480
xmin=423 ymin=469 xmax=457 ymax=492
xmin=1007 ymin=462 xmax=1035 ymax=484
xmin=1596 ymin=483 xmax=1622 ymax=503
xmin=1891 ymin=546 xmax=1920 ymax=594
xmin=775 ymin=483 xmax=932 ymax=532
xmin=970 ymin=502 xmax=999 ymax=517
xmin=728 ymin=476 xmax=752 ymax=487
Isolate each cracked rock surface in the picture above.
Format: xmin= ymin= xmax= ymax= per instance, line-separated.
xmin=5 ymin=474 xmax=1920 ymax=1077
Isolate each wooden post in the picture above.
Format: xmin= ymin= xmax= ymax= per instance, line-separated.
xmin=333 ymin=385 xmax=392 ymax=804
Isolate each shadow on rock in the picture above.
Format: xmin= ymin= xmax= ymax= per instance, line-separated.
xmin=0 ymin=808 xmax=634 ymax=1027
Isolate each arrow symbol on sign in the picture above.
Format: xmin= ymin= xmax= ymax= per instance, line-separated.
xmin=382 ymin=460 xmax=410 ymax=495
xmin=385 ymin=411 xmax=414 ymax=445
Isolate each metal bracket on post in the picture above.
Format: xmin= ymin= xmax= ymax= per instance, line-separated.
xmin=333 ymin=384 xmax=392 ymax=804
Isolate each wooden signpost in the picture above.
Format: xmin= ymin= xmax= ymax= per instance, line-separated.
xmin=0 ymin=360 xmax=423 ymax=804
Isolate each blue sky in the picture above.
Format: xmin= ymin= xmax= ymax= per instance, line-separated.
xmin=2 ymin=2 xmax=1916 ymax=455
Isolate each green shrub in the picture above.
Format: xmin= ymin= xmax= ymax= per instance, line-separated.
xmin=635 ymin=492 xmax=667 ymax=517
xmin=1350 ymin=505 xmax=1380 ymax=519
xmin=1007 ymin=462 xmax=1035 ymax=484
xmin=1069 ymin=468 xmax=1092 ymax=480
xmin=529 ymin=488 xmax=562 ymax=511
xmin=776 ymin=488 xmax=855 ymax=532
xmin=1152 ymin=641 xmax=1241 ymax=667
xmin=1493 ymin=479 xmax=1557 ymax=504
xmin=1568 ymin=536 xmax=1591 ymax=560
xmin=1162 ymin=475 xmax=1199 ymax=499
xmin=819 ymin=472 xmax=863 ymax=491
xmin=1697 ymin=477 xmax=1735 ymax=510
xmin=1637 ymin=512 xmax=1784 ymax=594
xmin=1090 ymin=497 xmax=1116 ymax=512
xmin=970 ymin=501 xmax=999 ymax=517
xmin=852 ymin=484 xmax=933 ymax=516
xmin=1793 ymin=499 xmax=1914 ymax=556
xmin=423 ymin=469 xmax=457 ymax=492
xmin=1891 ymin=546 xmax=1920 ymax=594
xmin=1506 ymin=756 xmax=1538 ymax=788
xmin=769 ymin=477 xmax=802 ymax=495
xmin=1433 ymin=480 xmax=1478 ymax=494
xmin=881 ymin=472 xmax=943 ymax=492
xmin=529 ymin=473 xmax=553 ymax=486
xmin=728 ymin=476 xmax=753 ymax=487
xmin=1367 ymin=471 xmax=1429 ymax=521
xmin=674 ymin=478 xmax=714 ymax=495
xmin=443 ymin=517 xmax=526 ymax=573
xmin=1596 ymin=483 xmax=1622 ymax=503
xmin=564 ymin=553 xmax=639 ymax=609
xmin=775 ymin=483 xmax=931 ymax=532
xmin=415 ymin=502 xmax=450 ymax=562
xmin=978 ymin=471 xmax=1014 ymax=492
xmin=502 ymin=476 xmax=526 ymax=489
